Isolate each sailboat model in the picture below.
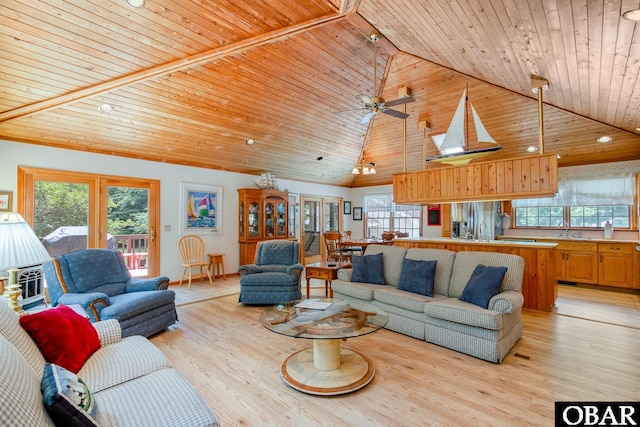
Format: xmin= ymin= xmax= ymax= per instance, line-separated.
xmin=426 ymin=87 xmax=502 ymax=165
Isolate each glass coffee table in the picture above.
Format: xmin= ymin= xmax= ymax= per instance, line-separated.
xmin=259 ymin=298 xmax=388 ymax=395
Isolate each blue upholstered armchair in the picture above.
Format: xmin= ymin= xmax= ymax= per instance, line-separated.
xmin=42 ymin=248 xmax=177 ymax=338
xmin=238 ymin=240 xmax=303 ymax=304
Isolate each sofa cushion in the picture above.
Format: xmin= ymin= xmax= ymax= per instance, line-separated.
xmin=398 ymin=258 xmax=437 ymax=296
xmin=405 ymin=248 xmax=456 ymax=296
xmin=363 ymin=244 xmax=407 ymax=286
xmin=93 ymin=368 xmax=220 ymax=427
xmin=448 ymin=251 xmax=524 ymax=298
xmin=459 ymin=265 xmax=507 ymax=309
xmin=373 ymin=286 xmax=445 ymax=313
xmin=0 ymin=335 xmax=55 ymax=427
xmin=78 ymin=335 xmax=172 ymax=393
xmin=424 ymin=298 xmax=504 ymax=330
xmin=41 ymin=363 xmax=99 ymax=426
xmin=351 ymin=253 xmax=385 ymax=284
xmin=20 ymin=305 xmax=101 ymax=373
xmin=0 ymin=301 xmax=45 ymax=375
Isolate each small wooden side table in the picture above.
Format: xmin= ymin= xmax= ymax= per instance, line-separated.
xmin=208 ymin=253 xmax=226 ymax=280
xmin=304 ymin=261 xmax=352 ymax=298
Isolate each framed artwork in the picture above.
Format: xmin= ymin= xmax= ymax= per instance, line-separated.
xmin=353 ymin=207 xmax=362 ymax=221
xmin=0 ymin=191 xmax=12 ymax=212
xmin=344 ymin=201 xmax=351 ymax=215
xmin=180 ymin=182 xmax=222 ymax=234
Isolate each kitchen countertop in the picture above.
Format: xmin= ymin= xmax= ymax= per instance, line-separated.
xmin=394 ymin=236 xmax=558 ymax=248
xmin=500 ymin=235 xmax=640 ymax=244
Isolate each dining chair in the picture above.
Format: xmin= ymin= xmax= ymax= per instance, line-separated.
xmin=178 ymin=235 xmax=214 ymax=289
xmin=323 ymin=231 xmax=344 ymax=262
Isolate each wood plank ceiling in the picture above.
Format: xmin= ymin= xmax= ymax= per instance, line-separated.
xmin=1 ymin=0 xmax=640 ymax=187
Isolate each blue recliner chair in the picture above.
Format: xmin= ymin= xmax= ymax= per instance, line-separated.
xmin=42 ymin=248 xmax=176 ymax=338
xmin=238 ymin=240 xmax=303 ymax=305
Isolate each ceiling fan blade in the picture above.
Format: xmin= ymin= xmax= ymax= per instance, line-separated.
xmin=383 ymin=96 xmax=416 ymax=107
xmin=360 ymin=111 xmax=375 ymax=125
xmin=381 ymin=108 xmax=410 ymax=119
xmin=358 ymin=93 xmax=374 ymax=105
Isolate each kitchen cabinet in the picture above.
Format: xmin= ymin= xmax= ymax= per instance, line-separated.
xmin=238 ymin=188 xmax=291 ymax=265
xmin=393 ymin=153 xmax=558 ymax=204
xmin=555 ymin=241 xmax=598 ymax=284
xmin=598 ymin=243 xmax=634 ymax=288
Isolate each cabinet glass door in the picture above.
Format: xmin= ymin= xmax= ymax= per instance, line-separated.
xmin=239 ymin=201 xmax=245 ymax=238
xmin=265 ymin=202 xmax=274 ymax=237
xmin=249 ymin=202 xmax=260 ymax=237
xmin=276 ymin=202 xmax=287 ymax=237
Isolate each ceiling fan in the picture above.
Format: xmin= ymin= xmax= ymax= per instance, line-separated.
xmin=339 ymin=33 xmax=415 ymax=125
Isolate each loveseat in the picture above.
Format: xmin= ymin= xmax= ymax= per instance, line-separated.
xmin=0 ymin=301 xmax=219 ymax=426
xmin=331 ymin=244 xmax=525 ymax=363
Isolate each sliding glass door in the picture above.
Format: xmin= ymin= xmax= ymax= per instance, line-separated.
xmin=18 ymin=167 xmax=160 ymax=277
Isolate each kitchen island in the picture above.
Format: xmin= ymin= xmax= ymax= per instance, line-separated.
xmin=393 ymin=237 xmax=558 ymax=311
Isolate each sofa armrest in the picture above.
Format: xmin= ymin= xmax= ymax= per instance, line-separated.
xmin=488 ymin=291 xmax=524 ymax=313
xmin=57 ymin=292 xmax=110 ymax=322
xmin=238 ymin=264 xmax=262 ymax=276
xmin=126 ymin=276 xmax=170 ymax=292
xmin=92 ymin=319 xmax=122 ymax=347
xmin=337 ymin=268 xmax=353 ymax=282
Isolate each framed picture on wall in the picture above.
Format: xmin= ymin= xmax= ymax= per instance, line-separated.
xmin=0 ymin=191 xmax=12 ymax=212
xmin=353 ymin=207 xmax=362 ymax=221
xmin=344 ymin=201 xmax=351 ymax=215
xmin=180 ymin=182 xmax=223 ymax=234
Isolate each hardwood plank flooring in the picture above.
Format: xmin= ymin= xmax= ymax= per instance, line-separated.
xmin=151 ymin=286 xmax=640 ymax=426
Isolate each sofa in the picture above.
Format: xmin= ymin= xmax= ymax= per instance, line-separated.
xmin=0 ymin=301 xmax=219 ymax=426
xmin=331 ymin=244 xmax=525 ymax=363
xmin=43 ymin=248 xmax=177 ymax=338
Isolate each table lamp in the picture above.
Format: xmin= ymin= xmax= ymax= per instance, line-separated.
xmin=0 ymin=213 xmax=51 ymax=315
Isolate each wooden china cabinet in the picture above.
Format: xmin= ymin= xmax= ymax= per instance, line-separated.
xmin=238 ymin=188 xmax=292 ymax=265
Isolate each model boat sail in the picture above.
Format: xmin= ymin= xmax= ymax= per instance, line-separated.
xmin=426 ymin=87 xmax=502 ymax=165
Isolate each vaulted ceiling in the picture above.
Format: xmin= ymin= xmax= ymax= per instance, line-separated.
xmin=2 ymin=0 xmax=640 ymax=187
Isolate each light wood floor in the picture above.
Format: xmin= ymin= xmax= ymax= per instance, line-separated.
xmin=151 ymin=279 xmax=640 ymax=426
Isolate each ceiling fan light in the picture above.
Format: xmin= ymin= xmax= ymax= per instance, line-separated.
xmin=526 ymin=146 xmax=538 ymax=152
xmin=362 ymin=166 xmax=370 ymax=175
xmin=369 ymin=166 xmax=376 ymax=174
xmin=352 ymin=167 xmax=360 ymax=175
xmin=596 ymin=135 xmax=612 ymax=143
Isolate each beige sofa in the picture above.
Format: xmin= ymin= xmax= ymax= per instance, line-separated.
xmin=0 ymin=300 xmax=219 ymax=426
xmin=332 ymin=245 xmax=525 ymax=363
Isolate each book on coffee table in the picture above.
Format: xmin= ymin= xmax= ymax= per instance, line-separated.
xmin=295 ymin=299 xmax=333 ymax=310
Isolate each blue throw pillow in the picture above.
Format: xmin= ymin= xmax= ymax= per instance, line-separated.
xmin=459 ymin=264 xmax=508 ymax=308
xmin=351 ymin=253 xmax=385 ymax=284
xmin=398 ymin=258 xmax=437 ymax=296
xmin=41 ymin=363 xmax=99 ymax=427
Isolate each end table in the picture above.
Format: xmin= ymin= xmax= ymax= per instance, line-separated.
xmin=304 ymin=261 xmax=351 ymax=298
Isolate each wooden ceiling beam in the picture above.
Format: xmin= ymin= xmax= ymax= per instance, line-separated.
xmin=0 ymin=11 xmax=349 ymax=123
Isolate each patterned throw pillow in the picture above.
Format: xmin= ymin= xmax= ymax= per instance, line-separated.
xmin=41 ymin=363 xmax=99 ymax=426
xmin=459 ymin=264 xmax=508 ymax=308
xmin=351 ymin=253 xmax=385 ymax=284
xmin=20 ymin=305 xmax=101 ymax=373
xmin=398 ymin=258 xmax=437 ymax=296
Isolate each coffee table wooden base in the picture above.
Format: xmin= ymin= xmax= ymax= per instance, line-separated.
xmin=280 ymin=340 xmax=375 ymax=396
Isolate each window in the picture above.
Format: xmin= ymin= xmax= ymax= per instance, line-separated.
xmin=363 ymin=194 xmax=421 ymax=238
xmin=512 ymin=173 xmax=635 ymax=230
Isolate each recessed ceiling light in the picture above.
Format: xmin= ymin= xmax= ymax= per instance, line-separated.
xmin=246 ymin=138 xmax=255 ymax=145
xmin=623 ymin=9 xmax=640 ymax=21
xmin=526 ymin=146 xmax=538 ymax=152
xmin=98 ymin=104 xmax=114 ymax=114
xmin=596 ymin=136 xmax=612 ymax=143
xmin=126 ymin=0 xmax=145 ymax=8
xmin=635 ymin=127 xmax=640 ymax=132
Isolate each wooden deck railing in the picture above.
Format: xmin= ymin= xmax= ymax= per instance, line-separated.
xmin=114 ymin=234 xmax=148 ymax=269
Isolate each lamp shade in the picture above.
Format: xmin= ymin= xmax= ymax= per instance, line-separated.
xmin=0 ymin=213 xmax=51 ymax=271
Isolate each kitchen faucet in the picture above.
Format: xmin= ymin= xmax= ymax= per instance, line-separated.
xmin=479 ymin=221 xmax=487 ymax=242
xmin=559 ymin=220 xmax=569 ymax=238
